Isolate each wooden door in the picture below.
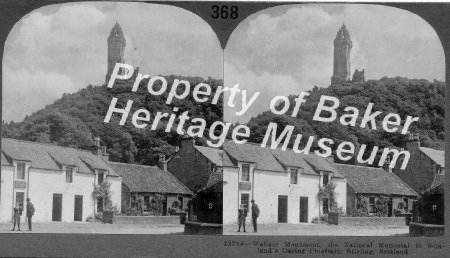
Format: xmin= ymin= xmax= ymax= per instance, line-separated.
xmin=300 ymin=197 xmax=308 ymax=222
xmin=52 ymin=193 xmax=63 ymax=222
xmin=74 ymin=195 xmax=83 ymax=221
xmin=278 ymin=195 xmax=288 ymax=223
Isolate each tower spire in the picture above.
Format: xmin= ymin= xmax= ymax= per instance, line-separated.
xmin=331 ymin=24 xmax=352 ymax=85
xmin=106 ymin=22 xmax=126 ymax=83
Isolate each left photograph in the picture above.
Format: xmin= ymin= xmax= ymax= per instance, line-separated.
xmin=1 ymin=2 xmax=223 ymax=234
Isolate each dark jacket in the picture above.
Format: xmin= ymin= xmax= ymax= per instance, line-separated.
xmin=252 ymin=204 xmax=260 ymax=218
xmin=238 ymin=208 xmax=247 ymax=219
xmin=26 ymin=202 xmax=35 ymax=217
xmin=14 ymin=207 xmax=22 ymax=216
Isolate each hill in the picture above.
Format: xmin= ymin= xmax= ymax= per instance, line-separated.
xmin=2 ymin=75 xmax=223 ymax=165
xmin=243 ymin=77 xmax=444 ymax=164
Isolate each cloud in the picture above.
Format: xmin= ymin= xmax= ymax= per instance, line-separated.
xmin=224 ymin=62 xmax=299 ymax=124
xmin=3 ymin=2 xmax=223 ymax=122
xmin=224 ymin=4 xmax=445 ymax=123
xmin=2 ymin=65 xmax=80 ymax=122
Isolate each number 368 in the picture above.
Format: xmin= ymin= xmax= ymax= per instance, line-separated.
xmin=212 ymin=5 xmax=238 ymax=19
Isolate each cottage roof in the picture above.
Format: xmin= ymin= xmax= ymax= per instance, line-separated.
xmin=1 ymin=153 xmax=11 ymax=166
xmin=223 ymin=140 xmax=344 ymax=177
xmin=334 ymin=164 xmax=418 ymax=197
xmin=205 ymin=169 xmax=223 ymax=189
xmin=108 ymin=162 xmax=192 ymax=195
xmin=191 ymin=144 xmax=235 ymax=167
xmin=194 ymin=145 xmax=222 ymax=166
xmin=420 ymin=147 xmax=444 ymax=167
xmin=427 ymin=174 xmax=445 ymax=192
xmin=2 ymin=138 xmax=119 ymax=176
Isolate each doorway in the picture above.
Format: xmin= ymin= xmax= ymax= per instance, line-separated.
xmin=300 ymin=197 xmax=308 ymax=222
xmin=74 ymin=195 xmax=83 ymax=221
xmin=52 ymin=193 xmax=63 ymax=221
xmin=278 ymin=195 xmax=288 ymax=223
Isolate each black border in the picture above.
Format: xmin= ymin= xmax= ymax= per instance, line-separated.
xmin=0 ymin=1 xmax=448 ymax=257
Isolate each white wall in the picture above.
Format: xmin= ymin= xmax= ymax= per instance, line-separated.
xmin=0 ymin=165 xmax=14 ymax=222
xmin=252 ymin=170 xmax=321 ymax=224
xmin=223 ymin=164 xmax=348 ymax=225
xmin=108 ymin=176 xmax=122 ymax=213
xmin=333 ymin=178 xmax=347 ymax=214
xmin=29 ymin=167 xmax=97 ymax=222
xmin=222 ymin=166 xmax=239 ymax=224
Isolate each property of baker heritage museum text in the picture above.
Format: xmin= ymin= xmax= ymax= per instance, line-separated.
xmin=0 ymin=3 xmax=444 ymax=239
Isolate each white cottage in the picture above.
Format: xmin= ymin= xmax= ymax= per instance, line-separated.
xmin=222 ymin=141 xmax=347 ymax=224
xmin=0 ymin=138 xmax=121 ymax=222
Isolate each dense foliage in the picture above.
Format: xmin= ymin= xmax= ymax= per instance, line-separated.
xmin=244 ymin=77 xmax=445 ymax=164
xmin=3 ymin=76 xmax=223 ymax=165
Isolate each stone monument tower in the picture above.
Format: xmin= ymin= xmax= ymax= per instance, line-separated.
xmin=106 ymin=22 xmax=126 ymax=83
xmin=331 ymin=24 xmax=352 ymax=85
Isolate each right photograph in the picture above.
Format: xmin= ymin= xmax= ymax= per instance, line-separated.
xmin=222 ymin=4 xmax=445 ymax=236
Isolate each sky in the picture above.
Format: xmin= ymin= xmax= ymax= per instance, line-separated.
xmin=2 ymin=2 xmax=223 ymax=122
xmin=224 ymin=4 xmax=445 ymax=123
xmin=2 ymin=3 xmax=445 ymax=124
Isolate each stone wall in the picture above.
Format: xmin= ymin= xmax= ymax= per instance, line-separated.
xmin=184 ymin=221 xmax=222 ymax=235
xmin=116 ymin=215 xmax=180 ymax=224
xmin=394 ymin=138 xmax=436 ymax=193
xmin=409 ymin=222 xmax=445 ymax=237
xmin=167 ymin=139 xmax=213 ymax=191
xmin=328 ymin=213 xmax=406 ymax=226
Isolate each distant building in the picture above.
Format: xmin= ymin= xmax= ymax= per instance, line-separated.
xmin=394 ymin=133 xmax=444 ymax=193
xmin=109 ymin=160 xmax=192 ymax=216
xmin=168 ymin=138 xmax=223 ymax=223
xmin=331 ymin=24 xmax=365 ymax=85
xmin=222 ymin=141 xmax=347 ymax=224
xmin=0 ymin=138 xmax=122 ymax=223
xmin=335 ymin=164 xmax=418 ymax=216
xmin=106 ymin=22 xmax=126 ymax=83
xmin=393 ymin=133 xmax=445 ymax=225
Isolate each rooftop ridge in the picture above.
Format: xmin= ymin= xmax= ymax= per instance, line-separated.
xmin=108 ymin=161 xmax=158 ymax=169
xmin=2 ymin=137 xmax=95 ymax=155
xmin=334 ymin=163 xmax=383 ymax=169
xmin=420 ymin=146 xmax=444 ymax=152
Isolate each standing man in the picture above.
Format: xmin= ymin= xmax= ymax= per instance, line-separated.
xmin=11 ymin=203 xmax=22 ymax=231
xmin=237 ymin=204 xmax=247 ymax=232
xmin=26 ymin=198 xmax=35 ymax=231
xmin=251 ymin=199 xmax=260 ymax=233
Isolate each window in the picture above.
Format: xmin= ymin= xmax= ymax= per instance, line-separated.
xmin=290 ymin=169 xmax=298 ymax=184
xmin=403 ymin=198 xmax=409 ymax=210
xmin=369 ymin=197 xmax=375 ymax=213
xmin=144 ymin=196 xmax=150 ymax=212
xmin=323 ymin=198 xmax=329 ymax=214
xmin=241 ymin=164 xmax=250 ymax=181
xmin=98 ymin=171 xmax=104 ymax=184
xmin=17 ymin=162 xmax=25 ymax=180
xmin=241 ymin=193 xmax=249 ymax=210
xmin=178 ymin=196 xmax=183 ymax=208
xmin=15 ymin=192 xmax=24 ymax=208
xmin=323 ymin=174 xmax=329 ymax=186
xmin=66 ymin=167 xmax=73 ymax=183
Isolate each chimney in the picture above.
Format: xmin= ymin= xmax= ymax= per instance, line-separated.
xmin=91 ymin=137 xmax=109 ymax=160
xmin=405 ymin=132 xmax=420 ymax=152
xmin=101 ymin=146 xmax=110 ymax=161
xmin=158 ymin=154 xmax=167 ymax=171
xmin=180 ymin=137 xmax=195 ymax=150
xmin=94 ymin=137 xmax=100 ymax=147
xmin=383 ymin=156 xmax=392 ymax=173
